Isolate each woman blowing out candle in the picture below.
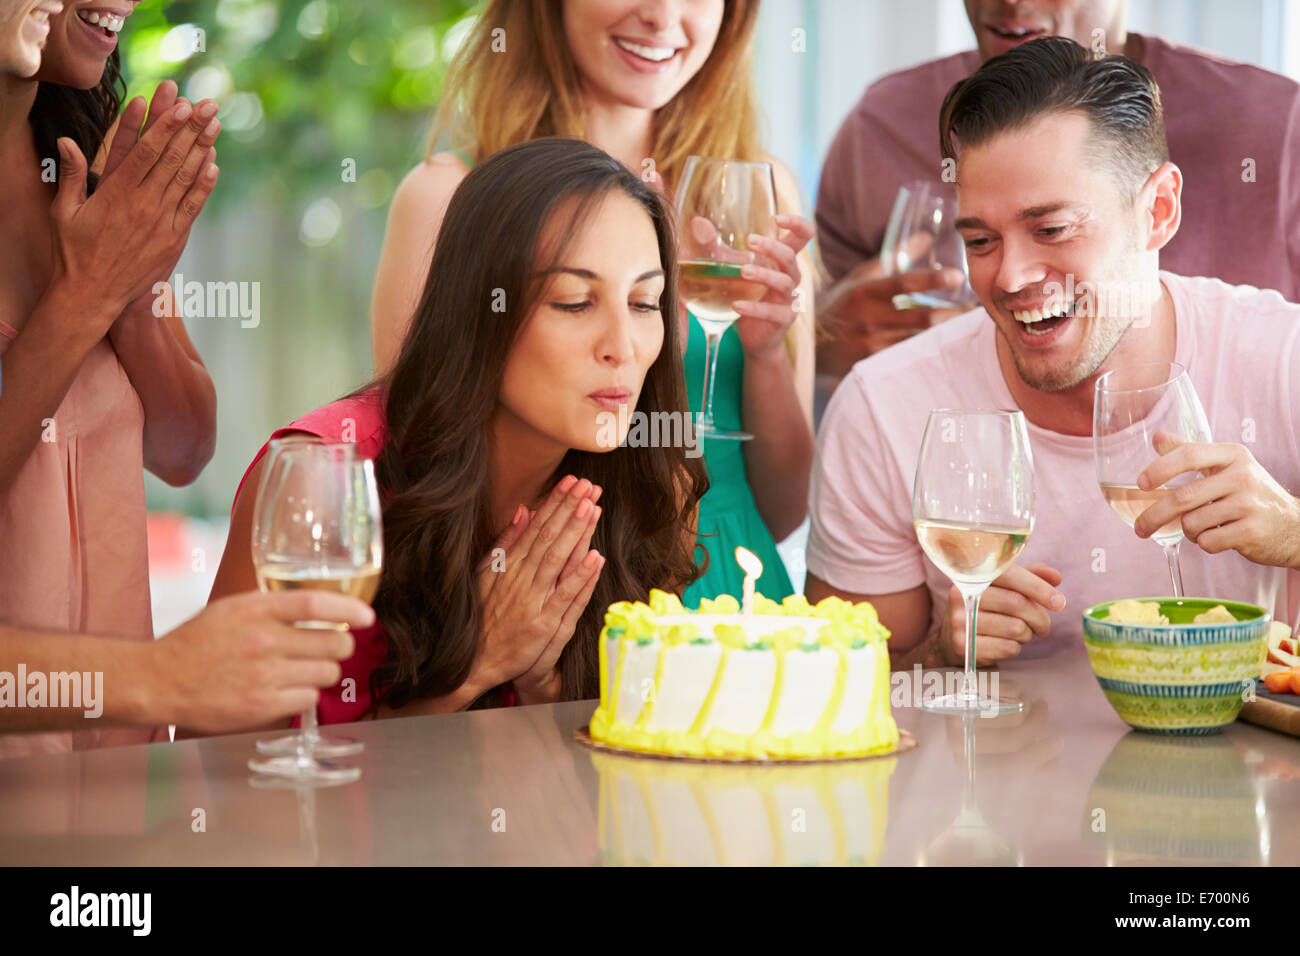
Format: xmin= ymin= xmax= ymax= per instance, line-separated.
xmin=203 ymin=139 xmax=709 ymax=732
xmin=369 ymin=0 xmax=816 ymax=606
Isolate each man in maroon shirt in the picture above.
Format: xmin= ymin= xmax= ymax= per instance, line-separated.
xmin=816 ymin=0 xmax=1300 ymax=383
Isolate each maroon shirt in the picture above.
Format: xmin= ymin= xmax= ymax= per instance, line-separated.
xmin=816 ymin=33 xmax=1300 ymax=302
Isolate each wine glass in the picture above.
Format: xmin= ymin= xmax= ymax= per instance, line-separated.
xmin=913 ymin=409 xmax=1035 ymax=714
xmin=675 ymin=156 xmax=779 ymax=441
xmin=253 ymin=437 xmax=368 ymax=760
xmin=1094 ymin=362 xmax=1211 ymax=597
xmin=247 ymin=440 xmax=383 ymax=785
xmin=880 ymin=181 xmax=980 ymax=311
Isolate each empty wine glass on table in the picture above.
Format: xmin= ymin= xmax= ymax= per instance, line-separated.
xmin=675 ymin=155 xmax=780 ymax=441
xmin=1094 ymin=362 xmax=1211 ymax=597
xmin=248 ymin=439 xmax=383 ymax=785
xmin=913 ymin=409 xmax=1035 ymax=715
xmin=880 ymin=181 xmax=980 ymax=312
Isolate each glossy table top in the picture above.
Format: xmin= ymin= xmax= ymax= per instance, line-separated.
xmin=0 ymin=647 xmax=1296 ymax=866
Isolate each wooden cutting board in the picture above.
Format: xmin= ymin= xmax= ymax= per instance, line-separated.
xmin=1240 ymin=684 xmax=1300 ymax=738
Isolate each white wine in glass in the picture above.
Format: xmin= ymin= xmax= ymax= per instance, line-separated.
xmin=248 ymin=440 xmax=383 ymax=785
xmin=675 ymin=156 xmax=779 ymax=442
xmin=251 ymin=437 xmax=378 ymax=760
xmin=257 ymin=565 xmax=382 ymax=601
xmin=1094 ymin=362 xmax=1211 ymax=597
xmin=913 ymin=409 xmax=1035 ymax=714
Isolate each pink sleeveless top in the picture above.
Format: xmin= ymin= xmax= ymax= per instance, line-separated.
xmin=234 ymin=391 xmax=517 ymax=724
xmin=0 ymin=320 xmax=161 ymax=756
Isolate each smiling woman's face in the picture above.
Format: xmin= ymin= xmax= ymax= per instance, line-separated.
xmin=562 ymin=0 xmax=724 ymax=112
xmin=0 ymin=0 xmax=61 ymax=77
xmin=33 ymin=0 xmax=136 ymax=88
xmin=498 ymin=189 xmax=667 ymax=456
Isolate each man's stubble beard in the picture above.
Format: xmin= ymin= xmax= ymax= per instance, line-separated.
xmin=1002 ymin=236 xmax=1146 ymax=394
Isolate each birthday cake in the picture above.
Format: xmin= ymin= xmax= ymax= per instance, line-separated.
xmin=588 ymin=588 xmax=899 ymax=761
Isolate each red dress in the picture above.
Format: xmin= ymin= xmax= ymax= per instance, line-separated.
xmin=233 ymin=390 xmax=516 ymax=724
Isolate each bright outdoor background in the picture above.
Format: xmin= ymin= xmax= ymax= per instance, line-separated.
xmin=132 ymin=0 xmax=1300 ymax=632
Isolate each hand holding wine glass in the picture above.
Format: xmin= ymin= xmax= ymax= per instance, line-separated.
xmin=1094 ymin=362 xmax=1212 ymax=596
xmin=675 ymin=156 xmax=783 ymax=440
xmin=248 ymin=440 xmax=383 ymax=785
xmin=684 ymin=211 xmax=814 ymax=360
xmin=1130 ymin=431 xmax=1300 ymax=570
xmin=817 ymin=253 xmax=967 ymax=374
xmin=913 ymin=409 xmax=1036 ymax=714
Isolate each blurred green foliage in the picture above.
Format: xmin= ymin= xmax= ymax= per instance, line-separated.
xmin=121 ymin=0 xmax=478 ymax=219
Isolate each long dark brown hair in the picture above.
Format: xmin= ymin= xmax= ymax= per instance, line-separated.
xmin=368 ymin=137 xmax=708 ymax=710
xmin=29 ymin=49 xmax=125 ymax=194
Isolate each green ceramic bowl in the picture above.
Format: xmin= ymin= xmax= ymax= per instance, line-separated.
xmin=1082 ymin=598 xmax=1270 ymax=735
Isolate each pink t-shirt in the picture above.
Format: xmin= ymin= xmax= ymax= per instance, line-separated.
xmin=816 ymin=34 xmax=1300 ymax=302
xmin=807 ymin=272 xmax=1300 ymax=655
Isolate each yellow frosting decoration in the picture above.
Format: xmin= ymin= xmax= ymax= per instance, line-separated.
xmin=589 ymin=589 xmax=899 ymax=761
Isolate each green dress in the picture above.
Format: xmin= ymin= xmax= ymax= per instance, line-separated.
xmin=682 ymin=320 xmax=794 ymax=607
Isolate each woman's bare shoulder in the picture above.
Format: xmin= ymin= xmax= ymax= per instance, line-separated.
xmin=390 ymin=151 xmax=473 ymax=218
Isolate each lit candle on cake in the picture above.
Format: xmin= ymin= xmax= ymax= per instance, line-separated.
xmin=735 ymin=546 xmax=762 ymax=616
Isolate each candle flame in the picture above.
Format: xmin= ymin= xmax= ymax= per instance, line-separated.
xmin=735 ymin=546 xmax=763 ymax=579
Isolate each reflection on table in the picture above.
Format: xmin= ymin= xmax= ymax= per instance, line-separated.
xmin=592 ymin=748 xmax=897 ymax=866
xmin=0 ymin=648 xmax=1296 ymax=865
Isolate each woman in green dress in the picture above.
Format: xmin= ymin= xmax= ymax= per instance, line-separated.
xmin=370 ymin=0 xmax=816 ymax=606
xmin=683 ymin=320 xmax=802 ymax=604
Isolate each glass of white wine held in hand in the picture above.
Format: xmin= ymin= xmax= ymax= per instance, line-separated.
xmin=675 ymin=156 xmax=779 ymax=441
xmin=913 ymin=410 xmax=1036 ymax=715
xmin=248 ymin=439 xmax=384 ymax=785
xmin=1094 ymin=362 xmax=1211 ymax=597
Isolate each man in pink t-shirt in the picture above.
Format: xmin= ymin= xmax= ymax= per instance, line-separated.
xmin=815 ymin=0 xmax=1300 ymax=378
xmin=807 ymin=38 xmax=1300 ymax=669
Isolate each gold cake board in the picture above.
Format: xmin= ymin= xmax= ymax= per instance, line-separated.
xmin=574 ymin=725 xmax=916 ymax=765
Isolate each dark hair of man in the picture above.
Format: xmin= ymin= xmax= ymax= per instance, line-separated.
xmin=939 ymin=36 xmax=1169 ymax=202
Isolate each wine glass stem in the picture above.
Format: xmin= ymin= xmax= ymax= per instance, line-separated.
xmin=699 ymin=329 xmax=723 ymax=429
xmin=958 ymin=586 xmax=984 ymax=702
xmin=299 ymin=705 xmax=319 ymax=762
xmin=1161 ymin=540 xmax=1185 ymax=597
